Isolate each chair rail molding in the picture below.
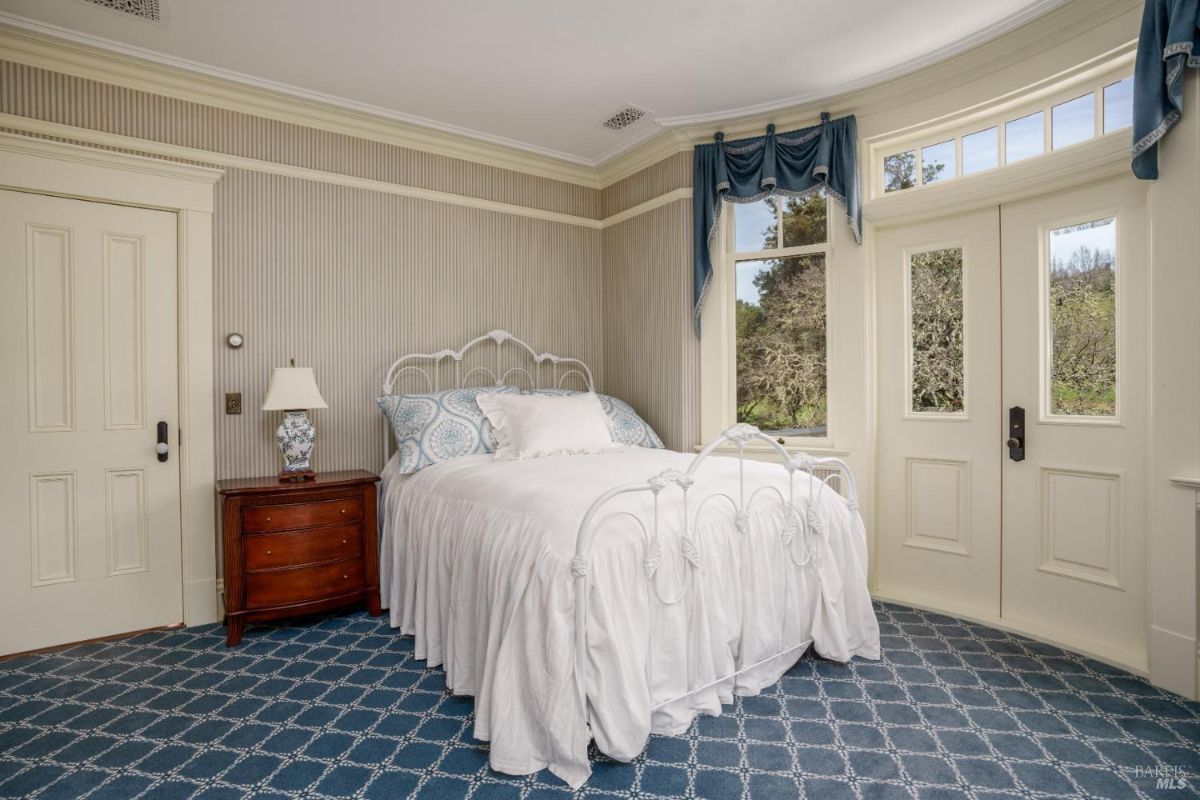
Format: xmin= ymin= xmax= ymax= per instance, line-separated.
xmin=0 ymin=114 xmax=697 ymax=231
xmin=0 ymin=130 xmax=223 ymax=627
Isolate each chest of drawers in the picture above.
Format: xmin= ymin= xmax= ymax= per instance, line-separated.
xmin=217 ymin=470 xmax=381 ymax=646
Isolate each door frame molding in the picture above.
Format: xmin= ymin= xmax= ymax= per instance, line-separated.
xmin=865 ymin=138 xmax=1200 ymax=698
xmin=0 ymin=131 xmax=224 ymax=627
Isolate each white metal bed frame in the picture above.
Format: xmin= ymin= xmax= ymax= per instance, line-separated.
xmin=380 ymin=330 xmax=861 ymax=744
xmin=380 ymin=329 xmax=595 ymax=461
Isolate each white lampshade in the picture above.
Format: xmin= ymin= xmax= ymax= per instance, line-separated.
xmin=261 ymin=367 xmax=328 ymax=411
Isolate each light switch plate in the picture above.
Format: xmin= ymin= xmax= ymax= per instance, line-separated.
xmin=225 ymin=392 xmax=242 ymax=415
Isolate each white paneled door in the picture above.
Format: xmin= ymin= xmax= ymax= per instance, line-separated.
xmin=875 ymin=175 xmax=1149 ymax=673
xmin=1000 ymin=177 xmax=1148 ymax=671
xmin=875 ymin=208 xmax=1002 ymax=620
xmin=0 ymin=190 xmax=182 ymax=655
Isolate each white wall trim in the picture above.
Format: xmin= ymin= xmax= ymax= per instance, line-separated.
xmin=1149 ymin=625 xmax=1198 ymax=699
xmin=863 ymin=132 xmax=1128 ymax=228
xmin=0 ymin=115 xmax=692 ymax=231
xmin=872 ymin=590 xmax=1149 ymax=676
xmin=0 ymin=12 xmax=597 ymax=169
xmin=0 ymin=2 xmax=1077 ymax=173
xmin=601 ymin=188 xmax=692 ymax=228
xmin=0 ymin=0 xmax=1141 ymax=189
xmin=598 ymin=0 xmax=1140 ymax=185
xmin=0 ymin=130 xmax=222 ymax=211
xmin=0 ymin=18 xmax=603 ymax=189
xmin=0 ymin=133 xmax=221 ymax=627
xmin=0 ymin=115 xmax=606 ymax=228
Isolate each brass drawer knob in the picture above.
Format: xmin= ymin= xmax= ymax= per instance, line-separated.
xmin=340 ymin=508 xmax=347 ymax=515
xmin=342 ymin=539 xmax=347 ymax=545
xmin=266 ymin=549 xmax=272 ymax=555
xmin=265 ymin=516 xmax=272 ymax=522
xmin=342 ymin=574 xmax=349 ymax=580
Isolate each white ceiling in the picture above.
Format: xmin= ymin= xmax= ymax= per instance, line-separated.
xmin=0 ymin=0 xmax=1067 ymax=166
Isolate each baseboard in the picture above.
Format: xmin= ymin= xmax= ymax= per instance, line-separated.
xmin=1149 ymin=625 xmax=1198 ymax=700
xmin=184 ymin=578 xmax=222 ymax=627
xmin=871 ymin=590 xmax=1149 ymax=678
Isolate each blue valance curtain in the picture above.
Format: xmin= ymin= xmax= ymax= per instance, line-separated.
xmin=1132 ymin=0 xmax=1200 ymax=178
xmin=692 ymin=113 xmax=861 ymax=335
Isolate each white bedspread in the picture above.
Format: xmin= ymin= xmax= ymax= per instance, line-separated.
xmin=379 ymin=448 xmax=880 ymax=787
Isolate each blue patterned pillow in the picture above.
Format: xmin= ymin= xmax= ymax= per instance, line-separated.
xmin=525 ymin=389 xmax=664 ymax=449
xmin=378 ymin=386 xmax=519 ymax=474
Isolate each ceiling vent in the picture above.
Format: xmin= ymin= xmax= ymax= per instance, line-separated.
xmin=81 ymin=0 xmax=161 ymax=22
xmin=601 ymin=105 xmax=649 ymax=132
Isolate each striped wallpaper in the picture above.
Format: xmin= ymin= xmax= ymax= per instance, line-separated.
xmin=0 ymin=59 xmax=605 ymax=478
xmin=213 ymin=170 xmax=602 ymax=478
xmin=1 ymin=57 xmax=700 ymax=473
xmin=602 ymin=200 xmax=699 ymax=451
xmin=602 ymin=151 xmax=692 ymax=218
xmin=0 ymin=61 xmax=599 ymax=219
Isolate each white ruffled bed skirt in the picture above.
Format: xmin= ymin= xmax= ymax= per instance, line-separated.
xmin=378 ymin=450 xmax=880 ymax=787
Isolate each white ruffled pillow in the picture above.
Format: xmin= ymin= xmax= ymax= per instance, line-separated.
xmin=476 ymin=392 xmax=618 ymax=459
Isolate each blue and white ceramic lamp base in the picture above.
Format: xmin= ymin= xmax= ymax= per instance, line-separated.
xmin=277 ymin=410 xmax=317 ymax=480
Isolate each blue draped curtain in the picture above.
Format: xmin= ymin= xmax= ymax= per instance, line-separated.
xmin=692 ymin=113 xmax=861 ymax=335
xmin=1133 ymin=0 xmax=1200 ymax=178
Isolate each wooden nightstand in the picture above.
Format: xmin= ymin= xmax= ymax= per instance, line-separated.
xmin=217 ymin=470 xmax=381 ymax=646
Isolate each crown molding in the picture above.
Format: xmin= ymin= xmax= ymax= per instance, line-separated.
xmin=598 ymin=0 xmax=1141 ymax=186
xmin=597 ymin=129 xmax=694 ymax=188
xmin=0 ymin=14 xmax=605 ymax=189
xmin=0 ymin=112 xmax=691 ymax=230
xmin=0 ymin=0 xmax=1141 ymax=190
xmin=0 ymin=114 xmax=605 ymax=228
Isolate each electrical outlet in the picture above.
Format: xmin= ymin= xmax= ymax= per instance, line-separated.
xmin=225 ymin=392 xmax=242 ymax=415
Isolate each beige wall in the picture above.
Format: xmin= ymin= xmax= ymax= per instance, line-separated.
xmin=212 ymin=170 xmax=601 ymax=478
xmin=0 ymin=60 xmax=603 ymax=479
xmin=601 ymin=199 xmax=697 ymax=451
xmin=601 ymin=151 xmax=690 ymax=218
xmin=599 ymin=153 xmax=697 ymax=451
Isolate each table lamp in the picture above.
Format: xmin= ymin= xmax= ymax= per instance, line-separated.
xmin=262 ymin=362 xmax=328 ymax=481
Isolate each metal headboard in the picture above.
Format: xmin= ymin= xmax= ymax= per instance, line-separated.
xmin=381 ymin=329 xmax=596 ymax=461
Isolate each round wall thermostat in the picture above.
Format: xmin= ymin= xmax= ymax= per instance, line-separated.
xmin=226 ymin=333 xmax=245 ymax=349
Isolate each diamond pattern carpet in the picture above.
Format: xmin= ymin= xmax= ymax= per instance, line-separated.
xmin=1 ymin=602 xmax=1197 ymax=799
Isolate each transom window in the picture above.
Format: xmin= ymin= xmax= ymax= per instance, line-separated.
xmin=730 ymin=191 xmax=829 ymax=438
xmin=881 ymin=75 xmax=1133 ymax=194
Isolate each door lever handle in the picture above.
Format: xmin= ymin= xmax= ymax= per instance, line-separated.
xmin=156 ymin=421 xmax=169 ymax=462
xmin=1007 ymin=407 xmax=1025 ymax=462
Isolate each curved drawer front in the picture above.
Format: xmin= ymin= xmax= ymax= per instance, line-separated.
xmin=245 ymin=558 xmax=364 ymax=609
xmin=243 ymin=497 xmax=362 ymax=532
xmin=244 ymin=524 xmax=362 ymax=571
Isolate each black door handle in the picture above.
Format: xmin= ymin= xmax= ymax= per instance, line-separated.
xmin=156 ymin=421 xmax=169 ymax=462
xmin=1007 ymin=406 xmax=1025 ymax=462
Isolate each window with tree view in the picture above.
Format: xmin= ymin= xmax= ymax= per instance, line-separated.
xmin=910 ymin=248 xmax=965 ymax=413
xmin=1048 ymin=218 xmax=1117 ymax=416
xmin=732 ymin=191 xmax=828 ymax=438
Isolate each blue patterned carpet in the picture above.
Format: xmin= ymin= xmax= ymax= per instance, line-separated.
xmin=1 ymin=602 xmax=1197 ymax=799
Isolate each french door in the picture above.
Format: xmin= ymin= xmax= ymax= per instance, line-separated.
xmin=875 ymin=175 xmax=1148 ymax=672
xmin=0 ymin=190 xmax=184 ymax=655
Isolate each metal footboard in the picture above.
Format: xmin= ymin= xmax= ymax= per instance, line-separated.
xmin=570 ymin=423 xmax=860 ymax=721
